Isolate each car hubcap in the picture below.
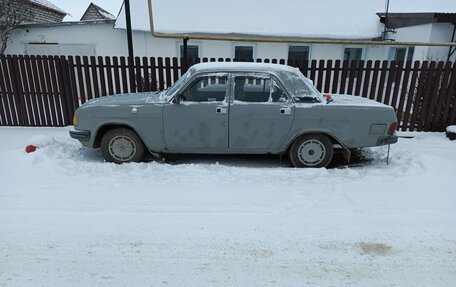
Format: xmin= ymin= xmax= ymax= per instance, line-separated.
xmin=297 ymin=139 xmax=326 ymax=166
xmin=108 ymin=135 xmax=136 ymax=162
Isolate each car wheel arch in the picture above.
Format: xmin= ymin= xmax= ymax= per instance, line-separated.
xmin=284 ymin=131 xmax=351 ymax=161
xmin=94 ymin=123 xmax=145 ymax=149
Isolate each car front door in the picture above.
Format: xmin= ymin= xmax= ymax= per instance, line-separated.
xmin=163 ymin=73 xmax=229 ymax=151
xmin=229 ymin=73 xmax=295 ymax=151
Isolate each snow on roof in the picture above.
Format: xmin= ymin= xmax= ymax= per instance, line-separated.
xmin=91 ymin=3 xmax=116 ymax=20
xmin=29 ymin=0 xmax=66 ymax=15
xmin=115 ymin=0 xmax=456 ymax=40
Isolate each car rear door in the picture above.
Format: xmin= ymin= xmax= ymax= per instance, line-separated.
xmin=163 ymin=73 xmax=229 ymax=151
xmin=228 ymin=73 xmax=295 ymax=151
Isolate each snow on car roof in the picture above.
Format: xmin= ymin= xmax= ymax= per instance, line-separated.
xmin=115 ymin=0 xmax=456 ymax=40
xmin=189 ymin=62 xmax=299 ymax=74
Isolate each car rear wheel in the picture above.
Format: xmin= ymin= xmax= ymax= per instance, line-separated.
xmin=100 ymin=128 xmax=145 ymax=164
xmin=289 ymin=134 xmax=333 ymax=168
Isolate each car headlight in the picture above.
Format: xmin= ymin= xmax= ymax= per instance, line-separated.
xmin=73 ymin=114 xmax=79 ymax=126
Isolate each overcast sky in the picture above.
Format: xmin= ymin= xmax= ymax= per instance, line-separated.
xmin=51 ymin=0 xmax=124 ymax=21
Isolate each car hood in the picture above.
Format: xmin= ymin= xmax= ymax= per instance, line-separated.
xmin=81 ymin=91 xmax=166 ymax=108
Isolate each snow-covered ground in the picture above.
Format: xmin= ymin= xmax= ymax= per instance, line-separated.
xmin=1 ymin=127 xmax=455 ymax=287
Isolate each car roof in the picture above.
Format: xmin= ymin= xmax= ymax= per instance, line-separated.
xmin=189 ymin=62 xmax=301 ymax=75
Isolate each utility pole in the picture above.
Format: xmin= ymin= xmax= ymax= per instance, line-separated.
xmin=125 ymin=0 xmax=134 ymax=59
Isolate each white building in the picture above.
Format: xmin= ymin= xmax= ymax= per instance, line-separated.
xmin=4 ymin=0 xmax=456 ymax=62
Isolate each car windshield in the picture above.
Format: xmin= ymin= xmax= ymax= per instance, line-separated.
xmin=276 ymin=69 xmax=324 ymax=103
xmin=163 ymin=68 xmax=194 ymax=100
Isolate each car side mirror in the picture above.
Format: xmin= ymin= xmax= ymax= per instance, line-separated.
xmin=173 ymin=94 xmax=182 ymax=104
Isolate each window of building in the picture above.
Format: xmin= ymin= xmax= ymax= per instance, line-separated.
xmin=234 ymin=45 xmax=254 ymax=61
xmin=407 ymin=47 xmax=415 ymax=62
xmin=179 ymin=44 xmax=199 ymax=59
xmin=288 ymin=45 xmax=310 ymax=64
xmin=343 ymin=47 xmax=363 ymax=62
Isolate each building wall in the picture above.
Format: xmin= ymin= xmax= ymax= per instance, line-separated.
xmin=5 ymin=22 xmax=455 ymax=62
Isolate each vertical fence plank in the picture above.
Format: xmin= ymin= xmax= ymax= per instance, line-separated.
xmin=90 ymin=56 xmax=100 ymax=98
xmin=324 ymin=60 xmax=332 ymax=93
xmin=135 ymin=57 xmax=143 ymax=93
xmin=157 ymin=57 xmax=165 ymax=91
xmin=112 ymin=57 xmax=121 ymax=94
xmin=396 ymin=61 xmax=412 ymax=129
xmin=390 ymin=61 xmax=405 ymax=109
xmin=401 ymin=61 xmax=421 ymax=131
xmin=375 ymin=61 xmax=389 ymax=103
xmin=150 ymin=57 xmax=157 ymax=91
xmin=105 ymin=57 xmax=114 ymax=96
xmin=423 ymin=61 xmax=445 ymax=131
xmin=74 ymin=56 xmax=86 ymax=105
xmin=339 ymin=60 xmax=349 ymax=94
xmin=25 ymin=56 xmax=40 ymax=125
xmin=164 ymin=57 xmax=172 ymax=89
xmin=0 ymin=56 xmax=13 ymax=125
xmin=361 ymin=60 xmax=372 ymax=98
xmin=383 ymin=61 xmax=397 ymax=106
xmin=37 ymin=56 xmax=52 ymax=126
xmin=67 ymin=56 xmax=80 ymax=112
xmin=331 ymin=60 xmax=340 ymax=94
xmin=369 ymin=61 xmax=381 ymax=100
xmin=98 ymin=56 xmax=107 ymax=97
xmin=142 ymin=57 xmax=150 ymax=92
xmin=431 ymin=62 xmax=453 ymax=131
xmin=49 ymin=56 xmax=65 ymax=126
xmin=1 ymin=56 xmax=19 ymax=125
xmin=82 ymin=56 xmax=93 ymax=101
xmin=17 ymin=55 xmax=33 ymax=125
xmin=346 ymin=61 xmax=357 ymax=95
xmin=441 ymin=63 xmax=456 ymax=128
xmin=172 ymin=57 xmax=179 ymax=86
xmin=10 ymin=55 xmax=28 ymax=125
xmin=316 ymin=59 xmax=324 ymax=91
xmin=410 ymin=61 xmax=432 ymax=131
xmin=120 ymin=57 xmax=128 ymax=94
xmin=354 ymin=60 xmax=364 ymax=96
xmin=30 ymin=56 xmax=45 ymax=125
xmin=42 ymin=56 xmax=57 ymax=126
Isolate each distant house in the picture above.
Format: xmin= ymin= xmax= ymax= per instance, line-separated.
xmin=4 ymin=0 xmax=456 ymax=62
xmin=81 ymin=3 xmax=116 ymax=21
xmin=23 ymin=0 xmax=66 ymax=24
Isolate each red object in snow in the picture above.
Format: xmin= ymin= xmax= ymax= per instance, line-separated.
xmin=324 ymin=93 xmax=333 ymax=101
xmin=25 ymin=145 xmax=37 ymax=153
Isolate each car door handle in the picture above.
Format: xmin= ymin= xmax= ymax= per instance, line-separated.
xmin=216 ymin=106 xmax=227 ymax=114
xmin=280 ymin=107 xmax=292 ymax=115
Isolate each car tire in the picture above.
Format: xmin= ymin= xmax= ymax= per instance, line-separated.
xmin=100 ymin=128 xmax=145 ymax=164
xmin=289 ymin=134 xmax=334 ymax=168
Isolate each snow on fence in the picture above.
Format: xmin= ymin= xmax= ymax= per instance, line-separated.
xmin=0 ymin=55 xmax=455 ymax=131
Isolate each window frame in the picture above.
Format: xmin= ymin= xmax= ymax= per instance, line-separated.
xmin=176 ymin=40 xmax=201 ymax=59
xmin=230 ymin=72 xmax=292 ymax=104
xmin=342 ymin=46 xmax=365 ymax=62
xmin=173 ymin=72 xmax=229 ymax=103
xmin=287 ymin=44 xmax=311 ymax=63
xmin=232 ymin=43 xmax=256 ymax=60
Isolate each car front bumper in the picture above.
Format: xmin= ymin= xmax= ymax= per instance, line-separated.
xmin=377 ymin=135 xmax=398 ymax=145
xmin=69 ymin=129 xmax=91 ymax=141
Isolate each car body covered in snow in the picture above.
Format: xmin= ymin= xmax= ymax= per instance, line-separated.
xmin=70 ymin=62 xmax=398 ymax=167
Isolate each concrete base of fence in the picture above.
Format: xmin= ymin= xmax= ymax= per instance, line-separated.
xmin=446 ymin=126 xmax=456 ymax=141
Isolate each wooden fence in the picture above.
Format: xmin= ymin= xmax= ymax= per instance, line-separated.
xmin=0 ymin=54 xmax=455 ymax=131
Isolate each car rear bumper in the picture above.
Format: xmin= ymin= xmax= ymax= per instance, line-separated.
xmin=69 ymin=130 xmax=91 ymax=141
xmin=377 ymin=135 xmax=398 ymax=145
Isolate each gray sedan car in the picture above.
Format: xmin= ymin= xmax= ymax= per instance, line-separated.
xmin=70 ymin=62 xmax=398 ymax=167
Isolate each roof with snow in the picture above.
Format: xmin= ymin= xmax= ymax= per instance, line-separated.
xmin=29 ymin=0 xmax=66 ymax=15
xmin=81 ymin=3 xmax=116 ymax=21
xmin=115 ymin=0 xmax=456 ymax=40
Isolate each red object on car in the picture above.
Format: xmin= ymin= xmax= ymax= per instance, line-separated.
xmin=25 ymin=145 xmax=37 ymax=153
xmin=388 ymin=122 xmax=398 ymax=135
xmin=324 ymin=93 xmax=333 ymax=102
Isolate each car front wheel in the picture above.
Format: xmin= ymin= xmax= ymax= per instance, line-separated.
xmin=289 ymin=134 xmax=333 ymax=168
xmin=100 ymin=128 xmax=145 ymax=164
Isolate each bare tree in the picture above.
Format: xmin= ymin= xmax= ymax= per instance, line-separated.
xmin=0 ymin=0 xmax=35 ymax=55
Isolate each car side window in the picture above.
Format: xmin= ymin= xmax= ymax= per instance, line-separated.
xmin=181 ymin=75 xmax=228 ymax=102
xmin=234 ymin=75 xmax=287 ymax=103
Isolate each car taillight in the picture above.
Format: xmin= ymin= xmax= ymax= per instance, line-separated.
xmin=388 ymin=122 xmax=398 ymax=135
